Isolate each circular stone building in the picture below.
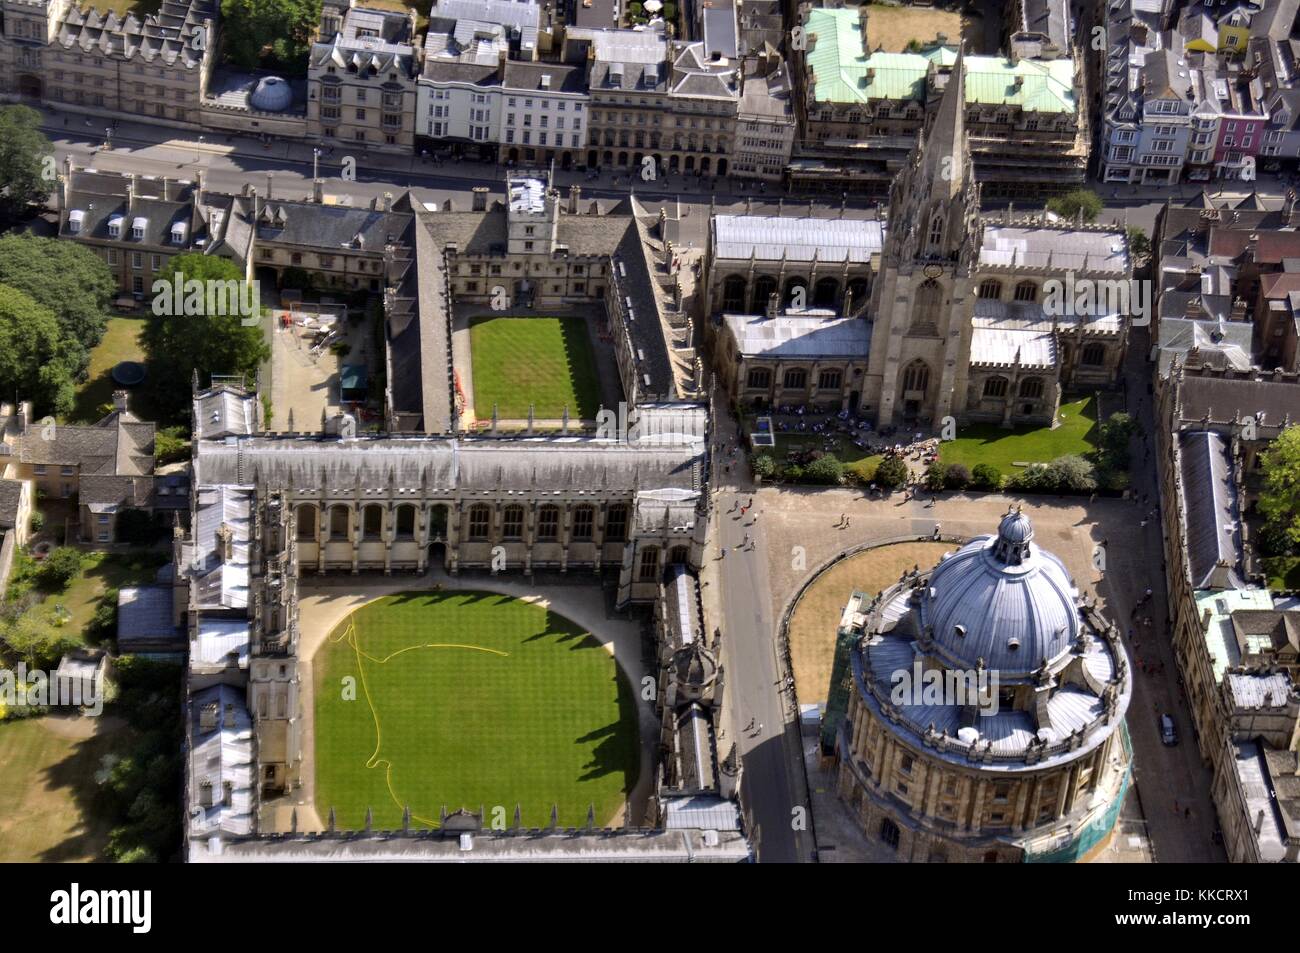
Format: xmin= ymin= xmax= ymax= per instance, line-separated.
xmin=831 ymin=511 xmax=1133 ymax=862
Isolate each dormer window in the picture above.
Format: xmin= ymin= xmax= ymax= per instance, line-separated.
xmin=107 ymin=215 xmax=123 ymax=239
xmin=131 ymin=216 xmax=148 ymax=241
xmin=171 ymin=222 xmax=187 ymax=244
xmin=68 ymin=210 xmax=85 ymax=235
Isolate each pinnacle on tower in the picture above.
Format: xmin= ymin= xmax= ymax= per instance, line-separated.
xmin=921 ymin=45 xmax=968 ymax=200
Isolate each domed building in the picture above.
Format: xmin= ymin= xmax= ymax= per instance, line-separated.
xmin=830 ymin=510 xmax=1133 ymax=862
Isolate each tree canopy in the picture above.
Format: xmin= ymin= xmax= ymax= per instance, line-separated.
xmin=221 ymin=0 xmax=321 ymax=74
xmin=0 ymin=106 xmax=55 ymax=226
xmin=1047 ymin=189 xmax=1104 ymax=224
xmin=0 ymin=283 xmax=77 ymax=416
xmin=141 ymin=254 xmax=269 ymax=423
xmin=1258 ymin=425 xmax=1300 ymax=550
xmin=0 ymin=233 xmax=115 ymax=375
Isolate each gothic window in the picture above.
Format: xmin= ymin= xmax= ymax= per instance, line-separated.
xmin=983 ymin=376 xmax=1009 ymax=398
xmin=902 ymin=360 xmax=930 ymax=395
xmin=362 ymin=505 xmax=383 ymax=539
xmin=329 ymin=505 xmax=349 ymax=540
xmin=813 ymin=277 xmax=840 ymax=308
xmin=395 ymin=504 xmax=416 ymax=539
xmin=1082 ymin=343 xmax=1106 ymax=366
xmin=927 ymin=212 xmax=945 ymax=251
xmin=638 ymin=546 xmax=660 ymax=581
xmin=468 ymin=504 xmax=491 ymax=540
xmin=669 ymin=545 xmax=689 ymax=565
xmin=818 ymin=369 xmax=843 ymax=390
xmin=722 ymin=274 xmax=747 ymax=312
xmin=572 ymin=505 xmax=594 ymax=541
xmin=751 ymin=275 xmax=778 ymax=312
xmin=296 ymin=504 xmax=317 ymax=541
xmin=783 ymin=368 xmax=808 ymax=390
xmin=911 ymin=279 xmax=943 ymax=330
xmin=746 ymin=367 xmax=771 ymax=389
xmin=606 ymin=504 xmax=629 ymax=542
xmin=502 ymin=505 xmax=525 ymax=540
xmin=1014 ymin=280 xmax=1038 ymax=302
xmin=1019 ymin=377 xmax=1044 ymax=399
xmin=978 ymin=279 xmax=1003 ymax=300
xmin=537 ymin=505 xmax=560 ymax=541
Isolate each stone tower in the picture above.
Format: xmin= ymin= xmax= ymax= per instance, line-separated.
xmin=864 ymin=47 xmax=982 ymax=427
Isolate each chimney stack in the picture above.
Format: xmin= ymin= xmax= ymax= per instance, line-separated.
xmin=266 ymin=172 xmax=274 ymax=201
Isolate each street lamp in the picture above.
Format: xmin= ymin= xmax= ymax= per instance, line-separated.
xmin=313 ymin=147 xmax=321 ymax=182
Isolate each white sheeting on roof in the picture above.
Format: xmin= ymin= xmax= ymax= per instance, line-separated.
xmin=980 ymin=226 xmax=1129 ymax=273
xmin=723 ymin=313 xmax=871 ymax=358
xmin=714 ymin=214 xmax=883 ymax=262
xmin=195 ymin=618 xmax=251 ymax=668
xmin=970 ymin=305 xmax=1057 ymax=367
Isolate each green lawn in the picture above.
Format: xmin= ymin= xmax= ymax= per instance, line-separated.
xmin=70 ymin=316 xmax=154 ymax=424
xmin=939 ymin=397 xmax=1099 ymax=474
xmin=10 ymin=550 xmax=167 ymax=647
xmin=469 ymin=316 xmax=601 ymax=420
xmin=0 ymin=717 xmax=129 ymax=862
xmin=314 ymin=591 xmax=639 ymax=830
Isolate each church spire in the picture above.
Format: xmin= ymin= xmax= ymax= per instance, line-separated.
xmin=921 ymin=45 xmax=967 ymax=200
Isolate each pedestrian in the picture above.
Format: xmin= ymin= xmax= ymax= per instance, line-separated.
xmin=844 ymin=516 xmax=851 ymax=529
xmin=741 ymin=534 xmax=750 ymax=547
xmin=720 ymin=547 xmax=728 ymax=559
xmin=837 ymin=513 xmax=846 ymax=527
xmin=729 ymin=500 xmax=738 ymax=513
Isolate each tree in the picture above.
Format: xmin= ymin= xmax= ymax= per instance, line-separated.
xmin=0 ymin=283 xmax=77 ymax=416
xmin=1126 ymin=226 xmax=1151 ymax=261
xmin=971 ymin=463 xmax=1002 ymax=490
xmin=875 ymin=455 xmax=909 ymax=489
xmin=804 ymin=454 xmax=845 ymax=485
xmin=2 ymin=612 xmax=79 ymax=669
xmin=0 ymin=106 xmax=54 ymax=226
xmin=142 ymin=254 xmax=270 ymax=423
xmin=1096 ymin=412 xmax=1139 ymax=473
xmin=923 ymin=461 xmax=948 ymax=491
xmin=751 ymin=454 xmax=776 ymax=479
xmin=0 ymin=234 xmax=115 ymax=374
xmin=944 ymin=463 xmax=972 ymax=490
xmin=1258 ymin=425 xmax=1300 ymax=549
xmin=154 ymin=426 xmax=190 ymax=466
xmin=221 ymin=0 xmax=320 ymax=74
xmin=36 ymin=547 xmax=84 ymax=589
xmin=1047 ymin=189 xmax=1103 ymax=224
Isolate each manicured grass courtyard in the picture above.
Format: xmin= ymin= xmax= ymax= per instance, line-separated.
xmin=468 ymin=315 xmax=601 ymax=420
xmin=70 ymin=316 xmax=154 ymax=424
xmin=314 ymin=591 xmax=639 ymax=830
xmin=939 ymin=397 xmax=1099 ymax=475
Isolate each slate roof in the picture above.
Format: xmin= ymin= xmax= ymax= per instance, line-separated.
xmin=117 ymin=585 xmax=183 ymax=652
xmin=1178 ymin=429 xmax=1245 ymax=590
xmin=18 ymin=409 xmax=155 ymax=477
xmin=239 ymin=197 xmax=411 ymax=253
xmin=188 ymin=684 xmax=255 ymax=839
xmin=0 ymin=480 xmax=24 ymax=529
xmin=1175 ymin=371 xmax=1300 ymax=431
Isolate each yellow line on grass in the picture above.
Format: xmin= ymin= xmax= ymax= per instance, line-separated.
xmin=330 ymin=618 xmax=508 ymax=828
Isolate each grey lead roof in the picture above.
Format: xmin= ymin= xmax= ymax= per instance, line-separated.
xmin=1178 ymin=429 xmax=1245 ymax=590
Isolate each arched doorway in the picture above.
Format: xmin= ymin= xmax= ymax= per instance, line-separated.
xmin=17 ymin=75 xmax=42 ymax=100
xmin=717 ymin=158 xmax=728 ymax=176
xmin=507 ymin=148 xmax=519 ymax=163
xmin=561 ymin=151 xmax=573 ymax=170
xmin=900 ymin=360 xmax=930 ymax=421
xmin=587 ymin=149 xmax=598 ymax=168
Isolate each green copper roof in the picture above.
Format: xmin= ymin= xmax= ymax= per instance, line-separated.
xmin=805 ymin=7 xmax=1076 ymax=114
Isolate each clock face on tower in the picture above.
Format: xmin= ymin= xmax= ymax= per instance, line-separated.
xmin=922 ymin=263 xmax=944 ymax=279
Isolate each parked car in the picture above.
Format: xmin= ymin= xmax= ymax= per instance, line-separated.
xmin=1160 ymin=713 xmax=1178 ymax=746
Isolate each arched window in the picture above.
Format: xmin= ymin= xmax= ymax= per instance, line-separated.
xmin=722 ymin=274 xmax=747 ymax=312
xmin=362 ymin=504 xmax=383 ymax=539
xmin=783 ymin=368 xmax=808 ymax=390
xmin=746 ymin=367 xmax=771 ymax=389
xmin=572 ymin=505 xmax=595 ymax=541
xmin=328 ymin=505 xmax=349 ymax=540
xmin=978 ymin=279 xmax=1003 ymax=300
xmin=846 ymin=277 xmax=870 ymax=313
xmin=537 ymin=505 xmax=560 ymax=541
xmin=783 ymin=276 xmax=808 ymax=309
xmin=395 ymin=504 xmax=416 ymax=539
xmin=983 ymin=376 xmax=1009 ymax=398
xmin=1014 ymin=280 xmax=1038 ymax=302
xmin=669 ymin=545 xmax=689 ymax=565
xmin=468 ymin=504 xmax=491 ymax=540
xmin=880 ymin=818 xmax=901 ymax=850
xmin=902 ymin=360 xmax=930 ymax=395
xmin=502 ymin=505 xmax=525 ymax=540
xmin=911 ymin=279 xmax=943 ymax=331
xmin=638 ymin=546 xmax=660 ymax=581
xmin=1082 ymin=343 xmax=1106 ymax=366
xmin=813 ymin=277 xmax=840 ymax=308
xmin=296 ymin=504 xmax=317 ymax=541
xmin=606 ymin=503 xmax=629 ymax=542
xmin=1019 ymin=377 xmax=1044 ymax=399
xmin=927 ymin=212 xmax=945 ymax=251
xmin=751 ymin=275 xmax=778 ymax=313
